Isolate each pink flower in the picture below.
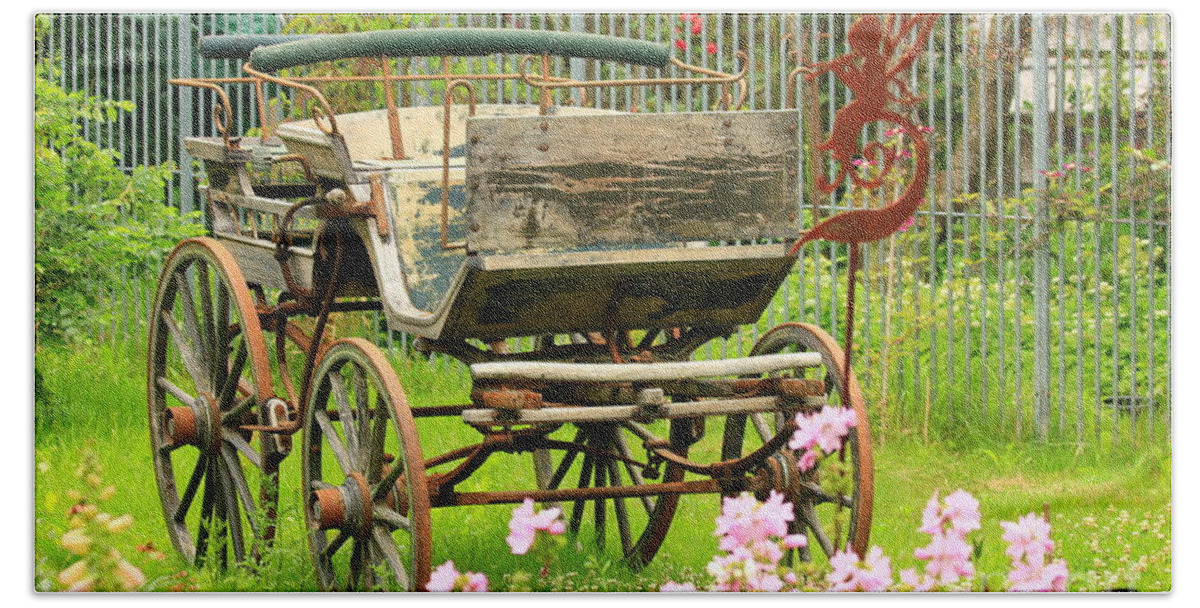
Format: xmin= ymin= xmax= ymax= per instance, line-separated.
xmin=790 ymin=406 xmax=857 ymax=455
xmin=1039 ymin=169 xmax=1064 ymax=179
xmin=942 ymin=490 xmax=981 ymax=534
xmin=1000 ymin=513 xmax=1054 ymax=563
xmin=884 ymin=127 xmax=906 ymax=138
xmin=506 ymin=498 xmax=564 ymax=555
xmin=913 ymin=531 xmax=975 ymax=585
xmin=918 ymin=125 xmax=935 ymax=134
xmin=426 ymin=560 xmax=489 ymax=592
xmin=715 ymin=490 xmax=793 ymax=551
xmin=828 ymin=546 xmax=893 ymax=592
xmin=659 ymin=581 xmax=698 ymax=592
xmin=1080 ymin=165 xmax=1093 ymax=173
xmin=897 ymin=216 xmax=916 ymax=233
xmin=426 ymin=561 xmax=460 ymax=592
xmin=899 ymin=568 xmax=934 ymax=592
xmin=675 ymin=39 xmax=687 ymax=52
xmin=706 ymin=41 xmax=718 ymax=55
xmin=461 ymin=572 xmax=489 ymax=592
xmin=1008 ymin=558 xmax=1068 ymax=592
xmin=851 ymin=158 xmax=873 ymax=168
xmin=896 ymin=149 xmax=912 ymax=160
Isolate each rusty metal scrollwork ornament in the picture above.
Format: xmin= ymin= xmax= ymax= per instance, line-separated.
xmin=790 ymin=14 xmax=939 ymax=404
xmin=792 ymin=14 xmax=938 ymax=252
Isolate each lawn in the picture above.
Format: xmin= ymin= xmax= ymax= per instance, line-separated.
xmin=34 ymin=339 xmax=1171 ymax=592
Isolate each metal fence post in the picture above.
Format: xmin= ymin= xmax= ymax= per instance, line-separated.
xmin=178 ymin=15 xmax=195 ymax=215
xmin=568 ymin=13 xmax=586 ymax=106
xmin=1031 ymin=14 xmax=1051 ymax=441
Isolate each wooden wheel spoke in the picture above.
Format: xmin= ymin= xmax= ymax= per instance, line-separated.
xmin=213 ymin=458 xmax=246 ymax=564
xmin=161 ymin=311 xmax=208 ymax=393
xmin=174 ymin=270 xmax=209 ymax=374
xmin=751 ymin=413 xmax=773 ymax=444
xmin=614 ymin=431 xmax=655 ymax=513
xmin=800 ymin=503 xmax=835 ymax=558
xmin=348 ymin=537 xmax=367 ymax=589
xmin=220 ymin=445 xmax=259 ymax=535
xmin=224 ymin=394 xmax=256 ymax=423
xmin=197 ymin=261 xmax=218 ymax=384
xmin=608 ymin=458 xmax=632 ymax=555
xmin=371 ymin=526 xmax=410 ymax=590
xmin=194 ymin=459 xmax=218 ymax=567
xmin=174 ymin=453 xmax=208 ymax=523
xmin=318 ymin=530 xmax=350 ymax=576
xmin=569 ymin=451 xmax=594 ymax=535
xmin=329 ymin=374 xmax=359 ymax=462
xmin=315 ymin=410 xmax=356 ymax=474
xmin=218 ymin=340 xmax=248 ymax=410
xmin=366 ymin=397 xmax=388 ymax=482
xmin=372 ymin=455 xmax=406 ymax=503
xmin=799 ymin=481 xmax=854 ymax=508
xmin=157 ymin=376 xmax=196 ymax=408
xmin=352 ymin=365 xmax=371 ymax=463
xmin=221 ymin=428 xmax=263 ymax=470
xmin=593 ymin=454 xmax=607 ymax=551
xmin=372 ymin=504 xmax=412 ymax=532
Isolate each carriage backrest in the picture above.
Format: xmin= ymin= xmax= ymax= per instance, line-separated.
xmin=464 ymin=110 xmax=800 ymax=254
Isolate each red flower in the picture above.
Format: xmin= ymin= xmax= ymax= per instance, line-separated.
xmin=706 ymin=41 xmax=718 ymax=55
xmin=675 ymin=39 xmax=687 ymax=51
xmin=691 ymin=20 xmax=703 ymax=35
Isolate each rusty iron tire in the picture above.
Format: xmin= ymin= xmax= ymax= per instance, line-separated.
xmin=147 ymin=237 xmax=281 ymax=568
xmin=302 ymin=338 xmax=432 ymax=591
xmin=719 ymin=322 xmax=874 ymax=563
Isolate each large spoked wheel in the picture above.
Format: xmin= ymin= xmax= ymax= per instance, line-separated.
xmin=148 ymin=237 xmax=281 ymax=568
xmin=720 ymin=322 xmax=874 ymax=563
xmin=536 ymin=421 xmax=686 ymax=569
xmin=302 ymin=338 xmax=432 ymax=591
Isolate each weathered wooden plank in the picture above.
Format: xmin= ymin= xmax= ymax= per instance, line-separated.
xmin=465 ymin=111 xmax=800 ymax=253
xmin=471 ymin=352 xmax=822 ymax=382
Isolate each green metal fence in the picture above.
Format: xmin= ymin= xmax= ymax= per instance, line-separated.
xmin=40 ymin=13 xmax=1171 ymax=446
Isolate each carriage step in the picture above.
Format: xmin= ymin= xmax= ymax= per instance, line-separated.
xmin=469 ymin=351 xmax=823 ymax=383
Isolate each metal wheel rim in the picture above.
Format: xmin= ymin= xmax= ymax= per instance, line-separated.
xmin=302 ymin=338 xmax=432 ymax=591
xmin=147 ymin=237 xmax=277 ymax=567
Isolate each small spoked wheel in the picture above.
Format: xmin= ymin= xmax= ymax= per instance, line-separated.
xmin=148 ymin=237 xmax=281 ymax=568
xmin=536 ymin=421 xmax=685 ymax=569
xmin=302 ymin=338 xmax=431 ymax=591
xmin=720 ymin=322 xmax=874 ymax=563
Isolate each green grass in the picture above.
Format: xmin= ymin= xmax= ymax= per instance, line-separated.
xmin=34 ymin=338 xmax=1170 ymax=592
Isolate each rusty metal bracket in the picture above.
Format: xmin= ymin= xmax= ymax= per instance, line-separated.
xmin=313 ymin=174 xmax=391 ymax=239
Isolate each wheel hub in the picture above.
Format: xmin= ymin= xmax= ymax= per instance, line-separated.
xmin=165 ymin=392 xmax=222 ymax=453
xmin=310 ymin=472 xmax=374 ymax=534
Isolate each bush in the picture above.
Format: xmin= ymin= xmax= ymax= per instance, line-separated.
xmin=34 ymin=16 xmax=203 ymax=343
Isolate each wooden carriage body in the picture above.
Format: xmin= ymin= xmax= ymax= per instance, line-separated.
xmin=188 ymin=102 xmax=800 ymax=343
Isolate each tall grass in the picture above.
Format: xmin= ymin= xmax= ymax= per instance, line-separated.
xmin=35 ymin=334 xmax=1170 ymax=591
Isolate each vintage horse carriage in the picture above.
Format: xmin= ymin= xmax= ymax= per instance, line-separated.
xmin=151 ymin=22 xmax=931 ymax=590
